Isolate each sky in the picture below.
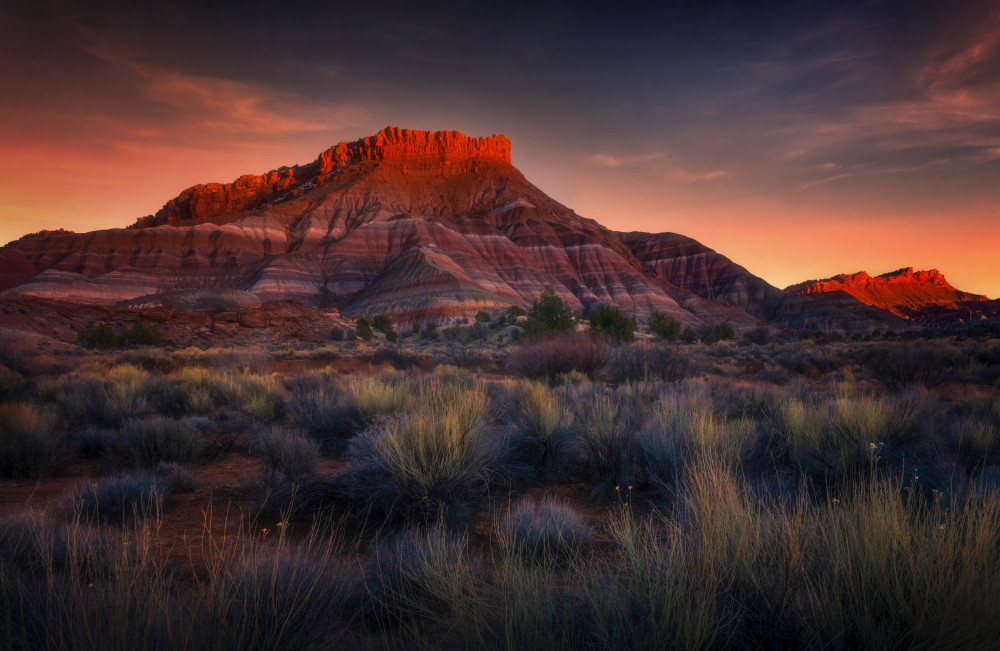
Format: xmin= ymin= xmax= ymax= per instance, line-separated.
xmin=1 ymin=0 xmax=998 ymax=296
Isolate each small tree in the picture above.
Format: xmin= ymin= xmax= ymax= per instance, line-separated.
xmin=122 ymin=318 xmax=162 ymax=347
xmin=681 ymin=327 xmax=699 ymax=344
xmin=385 ymin=329 xmax=398 ymax=343
xmin=372 ymin=315 xmax=393 ymax=333
xmin=356 ymin=318 xmax=373 ymax=341
xmin=589 ymin=305 xmax=636 ymax=343
xmin=475 ymin=310 xmax=491 ymax=324
xmin=714 ymin=324 xmax=735 ymax=341
xmin=508 ymin=305 xmax=526 ymax=319
xmin=411 ymin=320 xmax=421 ymax=336
xmin=649 ymin=311 xmax=681 ymax=341
xmin=84 ymin=323 xmax=116 ymax=350
xmin=524 ymin=286 xmax=576 ymax=338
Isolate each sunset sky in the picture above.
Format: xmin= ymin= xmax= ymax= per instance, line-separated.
xmin=2 ymin=0 xmax=998 ymax=296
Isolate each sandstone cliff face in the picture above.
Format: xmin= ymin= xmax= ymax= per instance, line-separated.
xmin=618 ymin=231 xmax=904 ymax=332
xmin=785 ymin=268 xmax=990 ymax=318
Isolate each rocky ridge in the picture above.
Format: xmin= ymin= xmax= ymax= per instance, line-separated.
xmin=786 ymin=268 xmax=989 ymax=318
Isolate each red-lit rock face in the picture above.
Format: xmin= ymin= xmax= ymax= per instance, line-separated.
xmin=786 ymin=267 xmax=989 ymax=318
xmin=138 ymin=127 xmax=512 ymax=227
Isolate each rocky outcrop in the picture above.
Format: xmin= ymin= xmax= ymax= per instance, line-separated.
xmin=619 ymin=231 xmax=904 ymax=332
xmin=135 ymin=127 xmax=512 ymax=228
xmin=786 ymin=268 xmax=990 ymax=318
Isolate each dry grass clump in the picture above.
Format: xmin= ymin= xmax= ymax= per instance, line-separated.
xmin=60 ymin=470 xmax=169 ymax=524
xmin=498 ymin=498 xmax=593 ymax=563
xmin=342 ymin=380 xmax=500 ymax=527
xmin=251 ymin=428 xmax=320 ymax=482
xmin=502 ymin=380 xmax=571 ymax=482
xmin=345 ymin=375 xmax=413 ymax=421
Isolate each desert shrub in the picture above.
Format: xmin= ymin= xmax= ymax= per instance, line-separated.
xmin=84 ymin=322 xmax=116 ymax=350
xmin=121 ymin=318 xmax=162 ymax=347
xmin=864 ymin=342 xmax=955 ymax=390
xmin=74 ymin=425 xmax=112 ymax=458
xmin=251 ymin=428 xmax=319 ymax=481
xmin=523 ymin=286 xmax=576 ymax=337
xmin=475 ymin=310 xmax=491 ymax=324
xmin=360 ymin=525 xmax=474 ymax=629
xmin=286 ymin=372 xmax=358 ymax=452
xmin=502 ymin=380 xmax=571 ymax=482
xmin=60 ymin=364 xmax=157 ymax=427
xmin=372 ymin=315 xmax=393 ymax=333
xmin=825 ymin=395 xmax=914 ymax=469
xmin=198 ymin=541 xmax=357 ymax=651
xmin=776 ymin=344 xmax=849 ymax=377
xmin=648 ymin=311 xmax=682 ymax=341
xmin=680 ymin=326 xmax=699 ymax=344
xmin=105 ymin=416 xmax=202 ymax=467
xmin=61 ymin=470 xmax=170 ymax=524
xmin=152 ymin=461 xmax=197 ymax=493
xmin=743 ymin=326 xmax=771 ymax=345
xmin=508 ymin=305 xmax=526 ymax=319
xmin=356 ymin=318 xmax=373 ymax=341
xmin=506 ymin=332 xmax=606 ymax=381
xmin=385 ymin=329 xmax=398 ymax=343
xmin=714 ymin=323 xmax=736 ymax=341
xmin=574 ymin=393 xmax=646 ymax=498
xmin=0 ymin=402 xmax=69 ymax=479
xmin=207 ymin=372 xmax=284 ymax=420
xmin=602 ymin=343 xmax=689 ymax=383
xmin=411 ymin=320 xmax=421 ymax=336
xmin=589 ymin=305 xmax=636 ymax=343
xmin=0 ymin=511 xmax=118 ymax=580
xmin=499 ymin=498 xmax=592 ymax=562
xmin=343 ymin=381 xmax=499 ymax=527
xmin=346 ymin=375 xmax=413 ymax=422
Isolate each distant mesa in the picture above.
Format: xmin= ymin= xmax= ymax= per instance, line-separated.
xmin=0 ymin=126 xmax=925 ymax=333
xmin=785 ymin=267 xmax=990 ymax=319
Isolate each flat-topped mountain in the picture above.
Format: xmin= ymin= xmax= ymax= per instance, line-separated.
xmin=786 ymin=267 xmax=990 ymax=319
xmin=0 ymin=127 xmax=903 ymax=331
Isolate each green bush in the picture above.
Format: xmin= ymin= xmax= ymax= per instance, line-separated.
xmin=589 ymin=305 xmax=636 ymax=343
xmin=356 ymin=318 xmax=373 ymax=341
xmin=372 ymin=315 xmax=393 ymax=333
xmin=122 ymin=318 xmax=162 ymax=347
xmin=411 ymin=320 xmax=421 ymax=336
xmin=524 ymin=286 xmax=576 ymax=337
xmin=475 ymin=310 xmax=491 ymax=324
xmin=508 ymin=305 xmax=526 ymax=319
xmin=649 ymin=311 xmax=682 ymax=341
xmin=84 ymin=323 xmax=116 ymax=350
xmin=385 ymin=329 xmax=398 ymax=343
xmin=681 ymin=326 xmax=699 ymax=344
xmin=714 ymin=324 xmax=735 ymax=341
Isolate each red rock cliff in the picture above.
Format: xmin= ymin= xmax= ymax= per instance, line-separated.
xmin=138 ymin=127 xmax=512 ymax=227
xmin=785 ymin=267 xmax=989 ymax=318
